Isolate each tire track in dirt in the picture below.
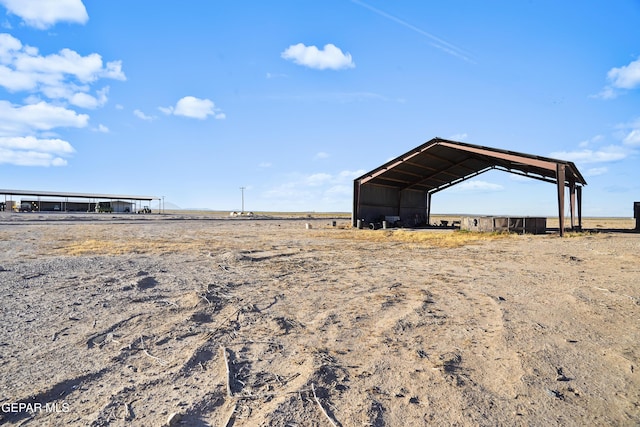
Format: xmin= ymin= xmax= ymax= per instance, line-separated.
xmin=15 ymin=273 xmax=243 ymax=426
xmin=82 ymin=248 xmax=324 ymax=426
xmin=314 ymin=272 xmax=528 ymax=425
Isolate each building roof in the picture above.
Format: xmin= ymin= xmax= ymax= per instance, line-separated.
xmin=355 ymin=137 xmax=586 ymax=193
xmin=0 ymin=189 xmax=158 ymax=201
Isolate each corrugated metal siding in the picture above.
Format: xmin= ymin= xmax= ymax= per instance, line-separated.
xmin=357 ymin=185 xmax=426 ymax=225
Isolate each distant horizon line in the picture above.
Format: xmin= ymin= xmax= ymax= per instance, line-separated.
xmin=162 ymin=208 xmax=633 ymax=219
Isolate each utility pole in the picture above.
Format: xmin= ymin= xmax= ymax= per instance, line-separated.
xmin=239 ymin=187 xmax=245 ymax=213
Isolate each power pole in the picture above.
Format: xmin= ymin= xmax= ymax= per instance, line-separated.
xmin=239 ymin=187 xmax=245 ymax=213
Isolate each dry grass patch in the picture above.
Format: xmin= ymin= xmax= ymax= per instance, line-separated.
xmin=54 ymin=238 xmax=214 ymax=256
xmin=315 ymin=228 xmax=516 ymax=248
xmin=39 ymin=224 xmax=229 ymax=256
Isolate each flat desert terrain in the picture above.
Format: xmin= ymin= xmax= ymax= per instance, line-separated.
xmin=0 ymin=213 xmax=638 ymax=426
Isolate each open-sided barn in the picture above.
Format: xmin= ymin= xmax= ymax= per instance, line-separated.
xmin=353 ymin=138 xmax=587 ymax=236
xmin=0 ymin=189 xmax=159 ymax=214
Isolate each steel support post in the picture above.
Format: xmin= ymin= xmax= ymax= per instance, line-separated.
xmin=352 ymin=181 xmax=360 ymax=228
xmin=577 ymin=186 xmax=582 ymax=230
xmin=556 ymin=164 xmax=566 ymax=237
xmin=569 ymin=181 xmax=576 ymax=230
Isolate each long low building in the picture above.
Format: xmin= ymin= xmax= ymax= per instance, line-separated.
xmin=0 ymin=189 xmax=160 ymax=213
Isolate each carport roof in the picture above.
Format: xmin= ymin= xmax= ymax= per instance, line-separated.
xmin=355 ymin=138 xmax=586 ymax=193
xmin=0 ymin=189 xmax=158 ymax=201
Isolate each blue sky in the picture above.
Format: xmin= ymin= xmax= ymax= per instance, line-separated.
xmin=0 ymin=0 xmax=639 ymax=216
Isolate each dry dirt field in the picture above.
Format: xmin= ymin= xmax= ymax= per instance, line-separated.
xmin=0 ymin=213 xmax=638 ymax=426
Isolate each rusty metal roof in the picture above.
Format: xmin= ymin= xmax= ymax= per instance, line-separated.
xmin=356 ymin=137 xmax=586 ymax=193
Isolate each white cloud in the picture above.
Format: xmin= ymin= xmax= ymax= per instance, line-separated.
xmin=175 ymin=96 xmax=213 ymax=119
xmin=0 ymin=100 xmax=88 ymax=135
xmin=607 ymin=57 xmax=640 ymax=90
xmin=623 ymin=129 xmax=640 ymax=146
xmin=595 ymin=57 xmax=640 ymax=99
xmin=0 ymin=148 xmax=67 ymax=166
xmin=0 ymin=135 xmax=74 ymax=153
xmin=549 ymin=146 xmax=627 ymax=164
xmin=0 ymin=135 xmax=74 ymax=166
xmin=314 ymin=151 xmax=329 ymax=160
xmin=0 ymin=31 xmax=123 ymax=167
xmin=158 ymin=106 xmax=173 ymax=115
xmin=0 ymin=100 xmax=87 ymax=166
xmin=16 ymin=48 xmax=103 ymax=82
xmin=134 ymin=109 xmax=155 ymax=121
xmin=592 ymin=86 xmax=617 ymax=100
xmin=69 ymin=92 xmax=98 ymax=109
xmin=449 ymin=180 xmax=504 ymax=192
xmin=258 ymin=162 xmax=272 ymax=168
xmin=0 ymin=32 xmax=20 ymax=60
xmin=0 ymin=33 xmax=124 ymax=106
xmin=101 ymin=60 xmax=125 ymax=80
xmin=161 ymin=96 xmax=224 ymax=120
xmin=70 ymin=85 xmax=108 ymax=109
xmin=0 ymin=0 xmax=88 ymax=29
xmin=281 ymin=43 xmax=355 ymax=70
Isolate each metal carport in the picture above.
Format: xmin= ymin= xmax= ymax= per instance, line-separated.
xmin=0 ymin=189 xmax=159 ymax=214
xmin=353 ymin=138 xmax=587 ymax=236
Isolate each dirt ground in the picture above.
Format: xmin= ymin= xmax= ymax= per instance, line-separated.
xmin=0 ymin=213 xmax=638 ymax=426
